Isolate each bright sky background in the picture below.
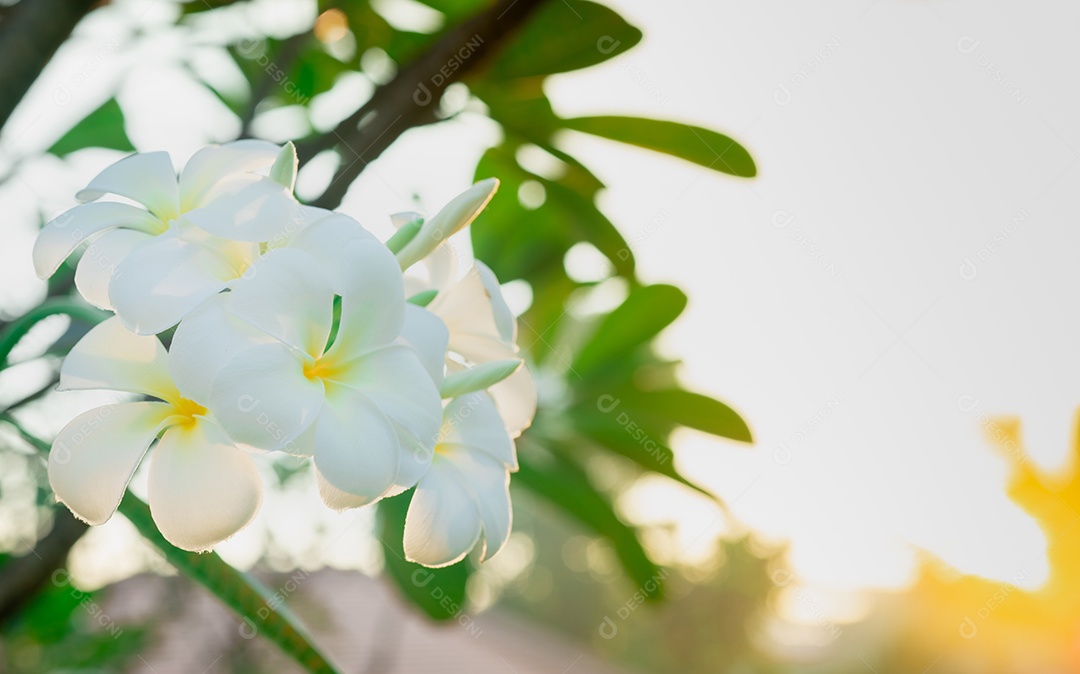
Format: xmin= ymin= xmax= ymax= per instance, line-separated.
xmin=1 ymin=0 xmax=1078 ymax=612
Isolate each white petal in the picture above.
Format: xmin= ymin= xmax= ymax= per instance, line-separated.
xmin=429 ymin=264 xmax=517 ymax=362
xmin=449 ymin=331 xmax=518 ymax=363
xmin=74 ymin=229 xmax=152 ymax=309
xmin=265 ymin=205 xmax=333 ymax=250
xmin=182 ymin=177 xmax=301 ymax=243
xmin=313 ymin=385 xmax=400 ymax=509
xmin=178 ymin=140 xmax=281 ymax=210
xmin=398 ymin=305 xmax=448 ymax=386
xmin=175 ymin=219 xmax=260 ymax=272
xmin=33 ymin=202 xmax=162 ymax=279
xmin=49 ymin=402 xmax=173 ymax=525
xmin=167 ymin=297 xmax=271 ymax=403
xmin=396 ymin=179 xmax=499 ymax=270
xmin=475 ymin=261 xmax=516 ymax=343
xmin=489 ymin=365 xmax=537 ymax=439
xmin=225 ymin=248 xmax=333 ymax=357
xmin=385 ymin=440 xmax=433 ymax=500
xmin=452 ymin=446 xmax=513 ymax=562
xmin=209 ymin=342 xmax=324 ymax=450
xmin=76 ymin=151 xmax=180 ymax=222
xmin=283 ymin=417 xmax=317 ymax=457
xmin=336 ymin=346 xmax=442 ymax=455
xmin=403 ymin=458 xmax=482 ymax=568
xmin=60 ymin=317 xmax=180 ymax=403
xmin=390 ymin=211 xmax=422 ymax=229
xmin=313 ymin=468 xmax=368 ymax=510
xmin=441 ymin=392 xmax=516 ymax=469
xmin=403 ymin=240 xmax=457 ymax=297
xmin=327 ymin=241 xmax=406 ymax=357
xmin=148 ymin=418 xmax=263 ymax=552
xmin=109 ymin=235 xmax=234 ymax=335
xmin=334 ymin=345 xmax=442 ymax=498
xmin=287 ymin=213 xmax=380 ymax=293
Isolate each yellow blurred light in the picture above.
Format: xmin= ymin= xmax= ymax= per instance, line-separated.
xmin=887 ymin=413 xmax=1080 ymax=673
xmin=314 ymin=9 xmax=349 ymax=44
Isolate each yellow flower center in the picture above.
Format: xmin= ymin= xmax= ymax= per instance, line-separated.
xmin=303 ymin=354 xmax=346 ymax=382
xmin=171 ymin=397 xmax=207 ymax=428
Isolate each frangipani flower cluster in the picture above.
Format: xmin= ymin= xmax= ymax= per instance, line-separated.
xmin=37 ymin=141 xmax=534 ymax=567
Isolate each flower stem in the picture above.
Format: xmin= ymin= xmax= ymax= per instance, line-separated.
xmin=0 ymin=299 xmax=107 ymax=368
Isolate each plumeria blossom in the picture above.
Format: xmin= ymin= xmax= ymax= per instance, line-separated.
xmin=404 ymin=392 xmax=517 ymax=567
xmin=33 ymin=140 xmax=301 ymax=335
xmin=404 ymin=242 xmax=537 ymax=438
xmin=47 ymin=318 xmax=262 ymax=552
xmin=169 ymin=240 xmax=444 ymax=510
xmin=38 ymin=142 xmax=532 ymax=566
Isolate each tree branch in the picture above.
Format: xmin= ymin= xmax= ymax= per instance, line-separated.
xmin=0 ymin=507 xmax=88 ymax=625
xmin=0 ymin=0 xmax=101 ymax=135
xmin=306 ymin=0 xmax=548 ymax=210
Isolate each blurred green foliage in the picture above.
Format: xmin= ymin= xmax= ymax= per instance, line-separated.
xmin=0 ymin=565 xmax=146 ymax=673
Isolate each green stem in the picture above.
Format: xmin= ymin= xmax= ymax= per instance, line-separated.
xmin=0 ymin=299 xmax=106 ymax=367
xmin=1 ymin=413 xmax=49 ymax=454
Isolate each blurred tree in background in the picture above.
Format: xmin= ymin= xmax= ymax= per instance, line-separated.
xmin=0 ymin=0 xmax=758 ymax=670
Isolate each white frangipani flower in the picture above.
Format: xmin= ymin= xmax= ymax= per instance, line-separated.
xmin=47 ymin=317 xmax=263 ymax=552
xmin=406 ymin=244 xmax=537 ymax=437
xmin=170 ymin=240 xmax=444 ymax=510
xmin=404 ymin=392 xmax=517 ymax=568
xmin=33 ymin=140 xmax=301 ymax=335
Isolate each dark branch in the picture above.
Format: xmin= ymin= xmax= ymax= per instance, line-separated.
xmin=0 ymin=507 xmax=88 ymax=625
xmin=306 ymin=0 xmax=548 ymax=210
xmin=0 ymin=0 xmax=101 ymax=135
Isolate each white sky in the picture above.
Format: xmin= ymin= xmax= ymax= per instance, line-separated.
xmin=1 ymin=0 xmax=1078 ymax=600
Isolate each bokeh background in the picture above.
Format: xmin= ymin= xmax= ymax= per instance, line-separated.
xmin=1 ymin=0 xmax=1078 ymax=672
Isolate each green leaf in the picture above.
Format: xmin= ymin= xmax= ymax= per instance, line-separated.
xmin=291 ymin=48 xmax=350 ymax=102
xmin=471 ymin=144 xmax=572 ymax=282
xmin=517 ymin=447 xmax=663 ymax=600
xmin=383 ymin=29 xmax=438 ymax=65
xmin=489 ymin=0 xmax=642 ymax=79
xmin=472 ymin=80 xmax=563 ymax=145
xmin=617 ymin=389 xmax=753 ymax=443
xmin=377 ymin=490 xmax=473 ymax=621
xmin=469 ymin=139 xmax=627 ymax=285
xmin=440 ymin=359 xmax=522 ymax=398
xmin=568 ymin=411 xmax=714 ymax=498
xmin=543 ymin=180 xmax=634 ymax=277
xmin=572 ymin=284 xmax=687 ymax=378
xmin=409 ymin=0 xmax=489 ymax=22
xmin=116 ymin=494 xmax=340 ymax=673
xmin=48 ymin=99 xmax=135 ymax=157
xmin=563 ymin=116 xmax=757 ymax=178
xmin=537 ymin=143 xmax=606 ymax=197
